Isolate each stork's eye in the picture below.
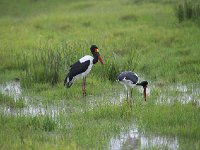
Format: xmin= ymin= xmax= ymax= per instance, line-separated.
xmin=95 ymin=49 xmax=99 ymax=52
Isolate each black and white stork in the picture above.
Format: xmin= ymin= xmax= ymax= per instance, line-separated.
xmin=64 ymin=45 xmax=104 ymax=96
xmin=117 ymin=71 xmax=148 ymax=101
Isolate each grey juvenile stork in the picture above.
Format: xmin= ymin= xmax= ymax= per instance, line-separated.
xmin=117 ymin=71 xmax=148 ymax=102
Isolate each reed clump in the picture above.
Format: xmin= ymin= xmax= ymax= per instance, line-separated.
xmin=175 ymin=0 xmax=200 ymax=22
xmin=19 ymin=49 xmax=62 ymax=87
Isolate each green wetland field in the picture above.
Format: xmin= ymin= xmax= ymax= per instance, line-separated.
xmin=0 ymin=0 xmax=200 ymax=149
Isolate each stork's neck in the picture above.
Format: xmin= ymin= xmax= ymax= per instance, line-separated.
xmin=136 ymin=82 xmax=142 ymax=86
xmin=136 ymin=81 xmax=148 ymax=87
xmin=92 ymin=54 xmax=98 ymax=64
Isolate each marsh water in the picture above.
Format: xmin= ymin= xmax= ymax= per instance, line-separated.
xmin=109 ymin=125 xmax=179 ymax=150
xmin=0 ymin=81 xmax=199 ymax=149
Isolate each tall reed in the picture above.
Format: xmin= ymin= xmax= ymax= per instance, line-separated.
xmin=17 ymin=41 xmax=92 ymax=87
xmin=175 ymin=0 xmax=200 ymax=22
xmin=18 ymin=48 xmax=62 ymax=87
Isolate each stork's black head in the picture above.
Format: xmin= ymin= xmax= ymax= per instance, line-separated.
xmin=90 ymin=45 xmax=98 ymax=53
xmin=90 ymin=45 xmax=104 ymax=64
xmin=140 ymin=81 xmax=148 ymax=88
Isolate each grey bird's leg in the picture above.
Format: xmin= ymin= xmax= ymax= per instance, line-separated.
xmin=124 ymin=85 xmax=128 ymax=101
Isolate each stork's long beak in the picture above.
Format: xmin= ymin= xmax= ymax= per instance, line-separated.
xmin=98 ymin=55 xmax=104 ymax=64
xmin=143 ymin=86 xmax=147 ymax=101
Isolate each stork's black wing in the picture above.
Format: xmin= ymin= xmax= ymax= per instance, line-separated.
xmin=118 ymin=71 xmax=138 ymax=84
xmin=67 ymin=60 xmax=90 ymax=81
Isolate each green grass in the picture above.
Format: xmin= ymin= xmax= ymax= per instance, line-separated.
xmin=0 ymin=0 xmax=200 ymax=149
xmin=1 ymin=0 xmax=200 ymax=84
xmin=0 ymin=102 xmax=199 ymax=149
xmin=0 ymin=93 xmax=25 ymax=109
xmin=134 ymin=102 xmax=200 ymax=138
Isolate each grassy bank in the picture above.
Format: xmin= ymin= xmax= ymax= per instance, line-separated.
xmin=1 ymin=0 xmax=200 ymax=84
xmin=0 ymin=101 xmax=199 ymax=149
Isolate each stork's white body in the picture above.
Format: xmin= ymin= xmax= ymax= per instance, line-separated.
xmin=72 ymin=55 xmax=94 ymax=81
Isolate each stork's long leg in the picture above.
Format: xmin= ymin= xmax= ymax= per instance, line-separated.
xmin=84 ymin=77 xmax=86 ymax=94
xmin=124 ymin=85 xmax=128 ymax=101
xmin=82 ymin=77 xmax=86 ymax=97
xmin=130 ymin=88 xmax=133 ymax=98
xmin=127 ymin=90 xmax=129 ymax=102
xmin=124 ymin=85 xmax=132 ymax=106
xmin=130 ymin=88 xmax=134 ymax=107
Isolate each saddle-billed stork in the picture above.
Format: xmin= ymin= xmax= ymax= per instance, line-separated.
xmin=64 ymin=45 xmax=104 ymax=96
xmin=117 ymin=71 xmax=148 ymax=102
